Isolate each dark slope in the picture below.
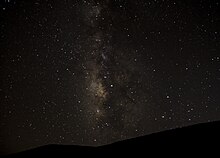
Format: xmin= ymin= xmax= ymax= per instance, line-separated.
xmin=4 ymin=121 xmax=220 ymax=157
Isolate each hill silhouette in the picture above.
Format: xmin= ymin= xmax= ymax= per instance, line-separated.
xmin=3 ymin=121 xmax=220 ymax=157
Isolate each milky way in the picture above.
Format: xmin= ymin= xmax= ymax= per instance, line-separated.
xmin=71 ymin=0 xmax=152 ymax=143
xmin=1 ymin=0 xmax=220 ymax=154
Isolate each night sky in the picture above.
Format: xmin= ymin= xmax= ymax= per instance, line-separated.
xmin=1 ymin=0 xmax=220 ymax=154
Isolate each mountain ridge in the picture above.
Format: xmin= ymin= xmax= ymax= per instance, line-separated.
xmin=3 ymin=121 xmax=220 ymax=157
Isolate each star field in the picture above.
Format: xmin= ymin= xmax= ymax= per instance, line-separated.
xmin=0 ymin=0 xmax=220 ymax=154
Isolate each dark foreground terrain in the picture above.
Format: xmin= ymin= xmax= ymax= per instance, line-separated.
xmin=3 ymin=121 xmax=220 ymax=157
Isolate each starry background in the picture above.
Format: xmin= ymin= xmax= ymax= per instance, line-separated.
xmin=0 ymin=0 xmax=220 ymax=154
